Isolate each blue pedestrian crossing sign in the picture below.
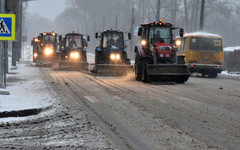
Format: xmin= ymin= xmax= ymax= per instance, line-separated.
xmin=0 ymin=14 xmax=15 ymax=41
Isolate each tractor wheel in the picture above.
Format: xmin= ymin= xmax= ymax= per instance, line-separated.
xmin=142 ymin=58 xmax=150 ymax=83
xmin=176 ymin=75 xmax=188 ymax=83
xmin=135 ymin=53 xmax=142 ymax=81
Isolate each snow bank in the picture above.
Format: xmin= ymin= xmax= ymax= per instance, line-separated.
xmin=224 ymin=46 xmax=240 ymax=52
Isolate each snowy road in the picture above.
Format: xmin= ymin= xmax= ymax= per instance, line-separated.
xmin=45 ymin=68 xmax=239 ymax=149
xmin=1 ymin=63 xmax=240 ymax=149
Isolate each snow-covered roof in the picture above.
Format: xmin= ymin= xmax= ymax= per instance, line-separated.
xmin=224 ymin=46 xmax=240 ymax=52
xmin=184 ymin=32 xmax=221 ymax=38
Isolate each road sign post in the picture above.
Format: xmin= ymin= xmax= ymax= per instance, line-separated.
xmin=0 ymin=13 xmax=15 ymax=88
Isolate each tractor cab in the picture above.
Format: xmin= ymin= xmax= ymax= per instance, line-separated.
xmin=34 ymin=32 xmax=59 ymax=66
xmin=102 ymin=31 xmax=124 ymax=49
xmin=39 ymin=32 xmax=58 ymax=57
xmin=95 ymin=29 xmax=131 ymax=65
xmin=58 ymin=32 xmax=90 ymax=70
xmin=135 ymin=19 xmax=190 ymax=83
xmin=31 ymin=37 xmax=41 ymax=62
xmin=138 ymin=19 xmax=183 ymax=64
xmin=59 ymin=33 xmax=89 ymax=61
xmin=92 ymin=29 xmax=132 ymax=75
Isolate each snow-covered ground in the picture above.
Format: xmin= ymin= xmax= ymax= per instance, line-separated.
xmin=0 ymin=46 xmax=57 ymax=123
xmin=224 ymin=46 xmax=240 ymax=52
xmin=0 ymin=62 xmax=57 ymax=123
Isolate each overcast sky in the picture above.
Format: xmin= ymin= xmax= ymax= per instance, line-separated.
xmin=26 ymin=0 xmax=66 ymax=20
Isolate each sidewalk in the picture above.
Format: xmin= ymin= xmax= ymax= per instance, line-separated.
xmin=0 ymin=58 xmax=55 ymax=122
xmin=0 ymin=49 xmax=96 ymax=122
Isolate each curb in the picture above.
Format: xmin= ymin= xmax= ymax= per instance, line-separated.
xmin=0 ymin=108 xmax=43 ymax=118
xmin=0 ymin=89 xmax=10 ymax=95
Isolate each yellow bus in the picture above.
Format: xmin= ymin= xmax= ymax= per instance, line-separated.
xmin=177 ymin=32 xmax=224 ymax=78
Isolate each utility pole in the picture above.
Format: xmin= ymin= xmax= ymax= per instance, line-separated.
xmin=103 ymin=16 xmax=105 ymax=30
xmin=0 ymin=0 xmax=6 ymax=88
xmin=199 ymin=0 xmax=205 ymax=31
xmin=156 ymin=0 xmax=161 ymax=21
xmin=115 ymin=15 xmax=118 ymax=29
xmin=12 ymin=0 xmax=19 ymax=66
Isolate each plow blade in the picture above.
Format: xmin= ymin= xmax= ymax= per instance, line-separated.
xmin=59 ymin=61 xmax=89 ymax=70
xmin=147 ymin=64 xmax=190 ymax=83
xmin=35 ymin=56 xmax=59 ymax=67
xmin=91 ymin=64 xmax=133 ymax=75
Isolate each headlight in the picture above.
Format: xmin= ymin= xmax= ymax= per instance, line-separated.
xmin=176 ymin=40 xmax=181 ymax=46
xmin=166 ymin=53 xmax=170 ymax=57
xmin=33 ymin=52 xmax=38 ymax=58
xmin=141 ymin=40 xmax=147 ymax=46
xmin=44 ymin=48 xmax=53 ymax=55
xmin=110 ymin=54 xmax=115 ymax=60
xmin=70 ymin=52 xmax=80 ymax=59
xmin=116 ymin=54 xmax=120 ymax=60
xmin=110 ymin=54 xmax=121 ymax=60
xmin=160 ymin=53 xmax=164 ymax=57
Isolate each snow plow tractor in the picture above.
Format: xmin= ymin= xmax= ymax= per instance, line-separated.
xmin=31 ymin=37 xmax=40 ymax=63
xmin=134 ymin=19 xmax=190 ymax=83
xmin=35 ymin=32 xmax=59 ymax=67
xmin=58 ymin=32 xmax=89 ymax=70
xmin=91 ymin=29 xmax=132 ymax=75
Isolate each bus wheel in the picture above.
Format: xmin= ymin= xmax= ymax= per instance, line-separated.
xmin=209 ymin=72 xmax=218 ymax=78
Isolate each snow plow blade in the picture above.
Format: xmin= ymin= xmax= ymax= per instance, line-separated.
xmin=59 ymin=61 xmax=89 ymax=71
xmin=35 ymin=56 xmax=59 ymax=67
xmin=90 ymin=64 xmax=133 ymax=75
xmin=147 ymin=64 xmax=190 ymax=83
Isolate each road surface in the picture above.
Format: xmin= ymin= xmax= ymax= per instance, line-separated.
xmin=45 ymin=68 xmax=239 ymax=149
xmin=1 ymin=64 xmax=239 ymax=149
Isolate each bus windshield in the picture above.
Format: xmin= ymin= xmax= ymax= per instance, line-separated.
xmin=189 ymin=37 xmax=222 ymax=52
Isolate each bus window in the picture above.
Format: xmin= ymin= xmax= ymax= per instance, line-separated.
xmin=189 ymin=37 xmax=222 ymax=52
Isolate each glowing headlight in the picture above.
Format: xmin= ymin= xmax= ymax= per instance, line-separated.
xmin=44 ymin=48 xmax=53 ymax=55
xmin=110 ymin=54 xmax=121 ymax=60
xmin=160 ymin=53 xmax=164 ymax=57
xmin=176 ymin=40 xmax=181 ymax=46
xmin=141 ymin=40 xmax=147 ymax=46
xmin=70 ymin=52 xmax=80 ymax=59
xmin=166 ymin=53 xmax=170 ymax=57
xmin=116 ymin=54 xmax=120 ymax=60
xmin=110 ymin=54 xmax=115 ymax=60
xmin=33 ymin=52 xmax=38 ymax=58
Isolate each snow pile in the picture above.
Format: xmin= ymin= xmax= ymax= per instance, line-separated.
xmin=224 ymin=46 xmax=240 ymax=52
xmin=220 ymin=71 xmax=240 ymax=77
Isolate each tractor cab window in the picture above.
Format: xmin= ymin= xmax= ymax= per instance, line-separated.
xmin=149 ymin=27 xmax=171 ymax=44
xmin=66 ymin=35 xmax=82 ymax=49
xmin=44 ymin=35 xmax=55 ymax=44
xmin=103 ymin=33 xmax=123 ymax=48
